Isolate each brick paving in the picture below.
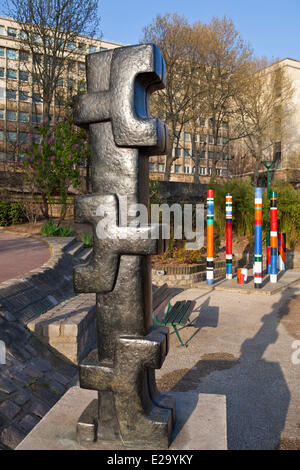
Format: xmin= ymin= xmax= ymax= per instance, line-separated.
xmin=0 ymin=232 xmax=50 ymax=284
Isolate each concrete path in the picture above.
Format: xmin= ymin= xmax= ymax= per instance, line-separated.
xmin=155 ymin=280 xmax=300 ymax=450
xmin=0 ymin=232 xmax=50 ymax=283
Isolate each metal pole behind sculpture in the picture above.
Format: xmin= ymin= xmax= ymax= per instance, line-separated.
xmin=254 ymin=188 xmax=263 ymax=288
xmin=226 ymin=193 xmax=233 ymax=280
xmin=206 ymin=189 xmax=214 ymax=285
xmin=270 ymin=191 xmax=278 ymax=283
xmin=72 ymin=44 xmax=175 ymax=449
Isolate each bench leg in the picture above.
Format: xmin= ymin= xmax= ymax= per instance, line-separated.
xmin=173 ymin=325 xmax=186 ymax=347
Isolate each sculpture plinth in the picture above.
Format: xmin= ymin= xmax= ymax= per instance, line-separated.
xmin=73 ymin=44 xmax=176 ymax=448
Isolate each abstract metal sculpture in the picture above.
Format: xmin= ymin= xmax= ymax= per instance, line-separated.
xmin=72 ymin=44 xmax=176 ymax=448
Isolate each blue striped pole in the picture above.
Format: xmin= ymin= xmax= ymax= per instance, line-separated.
xmin=254 ymin=188 xmax=263 ymax=288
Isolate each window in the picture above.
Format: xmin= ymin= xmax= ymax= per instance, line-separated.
xmin=7 ymin=131 xmax=17 ymax=141
xmin=174 ymin=130 xmax=181 ymax=139
xmin=0 ymin=88 xmax=4 ymax=99
xmin=33 ymin=54 xmax=42 ymax=64
xmin=200 ymin=135 xmax=207 ymax=143
xmin=33 ymin=33 xmax=42 ymax=44
xmin=32 ymin=93 xmax=42 ymax=103
xmin=208 ymin=151 xmax=213 ymax=160
xmin=7 ymin=27 xmax=17 ymax=38
xmin=78 ymin=42 xmax=86 ymax=51
xmin=192 ymin=167 xmax=195 ymax=174
xmin=193 ymin=134 xmax=199 ymax=142
xmin=0 ymin=130 xmax=3 ymax=140
xmin=32 ymin=73 xmax=40 ymax=84
xmin=0 ymin=152 xmax=5 ymax=160
xmin=67 ymin=41 xmax=76 ymax=50
xmin=20 ymin=30 xmax=28 ymax=40
xmin=6 ymin=89 xmax=17 ymax=100
xmin=184 ymin=132 xmax=191 ymax=141
xmin=7 ymin=110 xmax=17 ymax=121
xmin=174 ymin=165 xmax=181 ymax=173
xmin=222 ymin=137 xmax=228 ymax=145
xmin=19 ymin=71 xmax=29 ymax=82
xmin=45 ymin=36 xmax=53 ymax=46
xmin=0 ymin=109 xmax=4 ymax=119
xmin=158 ymin=163 xmax=164 ymax=173
xmin=184 ymin=166 xmax=190 ymax=174
xmin=78 ymin=62 xmax=85 ymax=72
xmin=0 ymin=68 xmax=4 ymax=78
xmin=19 ymin=51 xmax=29 ymax=62
xmin=221 ymin=121 xmax=228 ymax=129
xmin=200 ymin=151 xmax=206 ymax=159
xmin=0 ymin=26 xmax=5 ymax=35
xmin=200 ymin=118 xmax=206 ymax=127
xmin=19 ymin=112 xmax=29 ymax=122
xmin=19 ymin=132 xmax=28 ymax=142
xmin=33 ymin=134 xmax=41 ymax=143
xmin=89 ymin=45 xmax=97 ymax=53
xmin=67 ymin=79 xmax=76 ymax=89
xmin=222 ymin=153 xmax=228 ymax=161
xmin=216 ymin=169 xmax=222 ymax=176
xmin=184 ymin=149 xmax=190 ymax=157
xmin=0 ymin=47 xmax=4 ymax=57
xmin=208 ymin=135 xmax=214 ymax=144
xmin=7 ymin=48 xmax=17 ymax=60
xmin=208 ymin=168 xmax=212 ymax=176
xmin=7 ymin=69 xmax=17 ymax=79
xmin=6 ymin=153 xmax=14 ymax=161
xmin=57 ymin=79 xmax=64 ymax=87
xmin=32 ymin=113 xmax=41 ymax=124
xmin=199 ymin=167 xmax=206 ymax=175
xmin=19 ymin=91 xmax=29 ymax=102
xmin=217 ymin=137 xmax=222 ymax=146
xmin=149 ymin=163 xmax=155 ymax=172
xmin=174 ymin=147 xmax=181 ymax=157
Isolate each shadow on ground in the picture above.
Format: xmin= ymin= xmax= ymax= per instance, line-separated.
xmin=157 ymin=288 xmax=300 ymax=449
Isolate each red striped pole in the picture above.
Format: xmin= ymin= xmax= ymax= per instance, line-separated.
xmin=226 ymin=193 xmax=233 ymax=279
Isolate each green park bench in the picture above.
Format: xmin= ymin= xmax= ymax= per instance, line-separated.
xmin=152 ymin=284 xmax=195 ymax=347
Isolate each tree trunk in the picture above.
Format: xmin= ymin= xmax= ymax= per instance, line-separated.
xmin=164 ymin=153 xmax=173 ymax=181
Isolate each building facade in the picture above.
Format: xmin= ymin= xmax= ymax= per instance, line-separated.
xmin=0 ymin=16 xmax=121 ymax=162
xmin=1 ymin=17 xmax=298 ymax=184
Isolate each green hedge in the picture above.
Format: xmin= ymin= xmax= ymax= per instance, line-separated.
xmin=0 ymin=201 xmax=24 ymax=226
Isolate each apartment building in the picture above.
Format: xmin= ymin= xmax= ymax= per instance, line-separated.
xmin=230 ymin=58 xmax=300 ymax=185
xmin=149 ymin=121 xmax=230 ymax=183
xmin=0 ymin=16 xmax=122 ymax=162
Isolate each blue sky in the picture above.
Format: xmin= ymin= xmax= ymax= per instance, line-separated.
xmin=99 ymin=0 xmax=300 ymax=61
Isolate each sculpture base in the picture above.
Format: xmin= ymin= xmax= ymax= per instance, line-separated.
xmin=16 ymin=386 xmax=227 ymax=450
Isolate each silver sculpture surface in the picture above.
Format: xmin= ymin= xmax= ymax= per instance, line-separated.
xmin=73 ymin=44 xmax=176 ymax=448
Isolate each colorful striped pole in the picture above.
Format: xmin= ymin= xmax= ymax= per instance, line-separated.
xmin=270 ymin=191 xmax=278 ymax=283
xmin=254 ymin=188 xmax=263 ymax=288
xmin=278 ymin=233 xmax=286 ymax=271
xmin=206 ymin=189 xmax=214 ymax=285
xmin=226 ymin=193 xmax=233 ymax=279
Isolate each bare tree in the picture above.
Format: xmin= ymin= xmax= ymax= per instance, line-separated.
xmin=234 ymin=58 xmax=294 ymax=186
xmin=6 ymin=0 xmax=101 ymax=120
xmin=192 ymin=16 xmax=253 ymax=180
xmin=142 ymin=13 xmax=204 ymax=181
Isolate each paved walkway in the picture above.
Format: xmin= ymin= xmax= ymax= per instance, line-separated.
xmin=155 ymin=280 xmax=300 ymax=450
xmin=0 ymin=232 xmax=50 ymax=283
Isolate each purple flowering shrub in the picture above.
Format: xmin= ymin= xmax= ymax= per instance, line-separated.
xmin=22 ymin=118 xmax=89 ymax=222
